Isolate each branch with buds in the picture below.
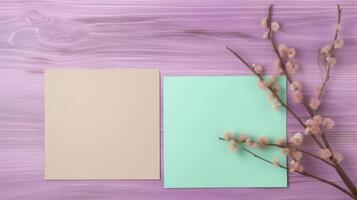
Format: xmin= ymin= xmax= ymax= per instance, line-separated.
xmin=221 ymin=5 xmax=357 ymax=199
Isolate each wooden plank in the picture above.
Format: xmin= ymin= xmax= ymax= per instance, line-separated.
xmin=1 ymin=0 xmax=357 ymax=199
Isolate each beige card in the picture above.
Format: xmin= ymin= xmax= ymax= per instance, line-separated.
xmin=45 ymin=69 xmax=160 ymax=180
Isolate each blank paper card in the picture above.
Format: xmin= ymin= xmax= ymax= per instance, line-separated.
xmin=45 ymin=69 xmax=160 ymax=180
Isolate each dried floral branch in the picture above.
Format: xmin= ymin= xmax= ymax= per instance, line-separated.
xmin=221 ymin=4 xmax=357 ymax=199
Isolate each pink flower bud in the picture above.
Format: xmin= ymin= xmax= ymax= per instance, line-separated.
xmin=223 ymin=132 xmax=234 ymax=141
xmin=309 ymin=98 xmax=321 ymax=110
xmin=292 ymin=91 xmax=304 ymax=103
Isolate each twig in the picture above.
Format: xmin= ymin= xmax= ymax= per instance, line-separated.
xmin=268 ymin=143 xmax=335 ymax=167
xmin=317 ymin=4 xmax=342 ymax=103
xmin=267 ymin=5 xmax=314 ymax=115
xmin=219 ymin=137 xmax=334 ymax=167
xmin=226 ymin=4 xmax=357 ymax=197
xmin=316 ymin=4 xmax=342 ymax=154
xmin=241 ymin=147 xmax=357 ymax=200
xmin=309 ymin=5 xmax=357 ymax=196
xmin=317 ymin=49 xmax=326 ymax=82
xmin=265 ymin=5 xmax=327 ymax=151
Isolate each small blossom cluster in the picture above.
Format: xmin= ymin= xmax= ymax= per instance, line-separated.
xmin=290 ymin=81 xmax=304 ymax=103
xmin=277 ymin=134 xmax=303 ymax=159
xmin=222 ymin=132 xmax=271 ymax=152
xmin=290 ymin=132 xmax=304 ymax=146
xmin=310 ymin=23 xmax=344 ymax=109
xmin=304 ymin=115 xmax=335 ymax=135
xmin=290 ymin=160 xmax=304 ymax=173
xmin=266 ymin=81 xmax=283 ymax=111
xmin=272 ymin=132 xmax=304 ymax=173
xmin=252 ymin=63 xmax=283 ymax=110
xmin=258 ymin=78 xmax=283 ymax=110
xmin=223 ymin=131 xmax=306 ymax=171
xmin=260 ymin=17 xmax=280 ymax=38
xmin=320 ymin=27 xmax=343 ymax=67
xmin=261 ymin=16 xmax=299 ymax=77
xmin=320 ymin=43 xmax=339 ymax=66
xmin=288 ymin=133 xmax=304 ymax=172
xmin=277 ymin=136 xmax=304 ymax=173
xmin=319 ymin=148 xmax=344 ymax=163
xmin=272 ymin=44 xmax=298 ymax=75
xmin=252 ymin=63 xmax=264 ymax=74
xmin=309 ymin=98 xmax=321 ymax=110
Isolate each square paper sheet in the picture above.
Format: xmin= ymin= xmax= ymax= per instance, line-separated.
xmin=164 ymin=76 xmax=287 ymax=188
xmin=45 ymin=69 xmax=160 ymax=180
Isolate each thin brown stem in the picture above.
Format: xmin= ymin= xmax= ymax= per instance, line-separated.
xmin=266 ymin=6 xmax=293 ymax=84
xmin=219 ymin=137 xmax=334 ymax=167
xmin=298 ymin=171 xmax=357 ymax=200
xmin=268 ymin=143 xmax=334 ymax=167
xmin=267 ymin=5 xmax=313 ymax=114
xmin=265 ymin=5 xmax=325 ymax=150
xmin=318 ymin=63 xmax=331 ymax=100
xmin=317 ymin=4 xmax=342 ymax=102
xmin=242 ymin=147 xmax=357 ymax=199
xmin=312 ymin=5 xmax=357 ymax=196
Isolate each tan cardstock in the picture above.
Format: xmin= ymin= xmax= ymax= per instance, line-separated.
xmin=45 ymin=69 xmax=160 ymax=180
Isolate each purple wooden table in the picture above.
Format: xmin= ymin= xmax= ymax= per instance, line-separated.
xmin=1 ymin=0 xmax=357 ymax=199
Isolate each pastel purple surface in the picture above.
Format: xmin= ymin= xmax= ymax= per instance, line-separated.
xmin=1 ymin=0 xmax=357 ymax=199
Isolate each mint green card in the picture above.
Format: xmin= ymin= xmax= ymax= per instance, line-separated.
xmin=164 ymin=76 xmax=287 ymax=188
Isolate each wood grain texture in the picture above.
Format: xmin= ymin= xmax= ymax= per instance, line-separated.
xmin=1 ymin=0 xmax=357 ymax=199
